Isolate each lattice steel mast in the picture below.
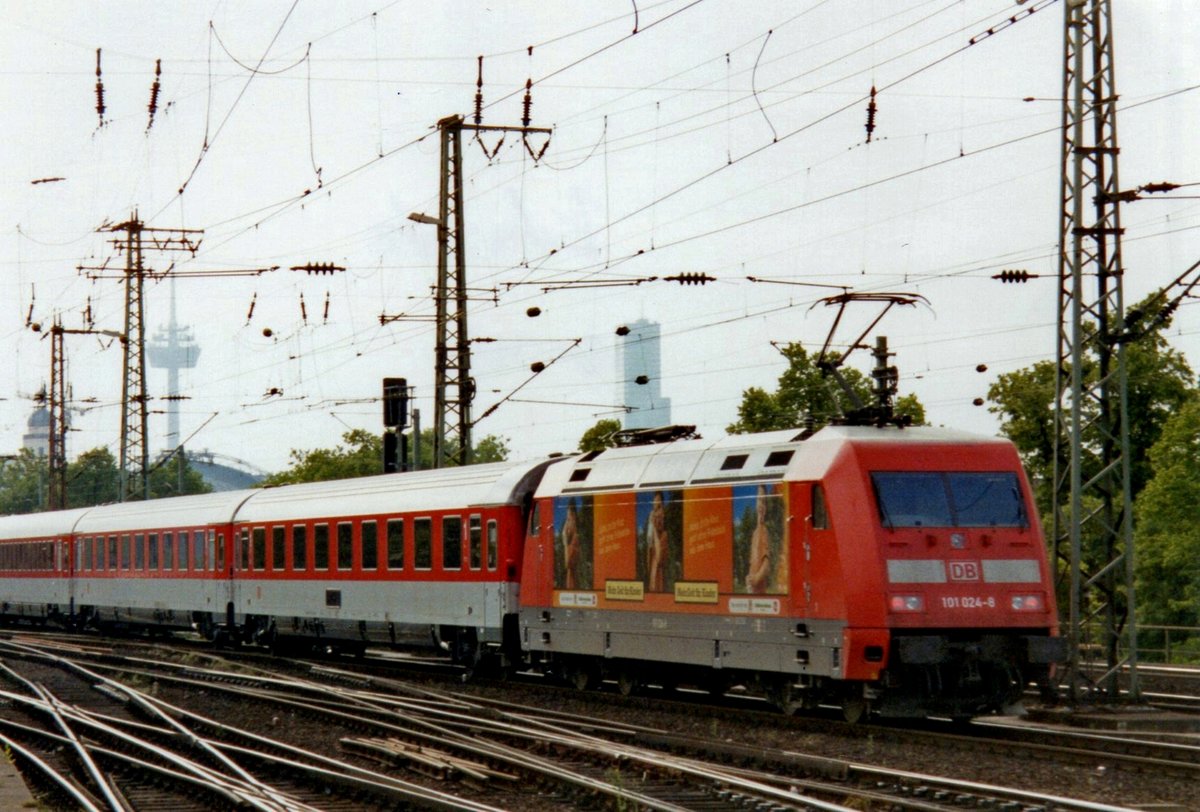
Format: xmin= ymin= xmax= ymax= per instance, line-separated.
xmin=421 ymin=114 xmax=549 ymax=468
xmin=1053 ymin=0 xmax=1138 ymax=702
xmin=83 ymin=214 xmax=202 ymax=502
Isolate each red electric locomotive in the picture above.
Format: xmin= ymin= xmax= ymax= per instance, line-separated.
xmin=518 ymin=424 xmax=1065 ymax=720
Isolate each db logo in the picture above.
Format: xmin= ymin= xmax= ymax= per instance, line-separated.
xmin=949 ymin=561 xmax=980 ymax=581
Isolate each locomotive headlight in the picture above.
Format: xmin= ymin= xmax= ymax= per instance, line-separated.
xmin=1010 ymin=594 xmax=1044 ymax=611
xmin=889 ymin=594 xmax=925 ymax=612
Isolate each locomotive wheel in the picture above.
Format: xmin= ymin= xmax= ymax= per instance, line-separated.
xmin=842 ymin=696 xmax=869 ymax=724
xmin=566 ymin=661 xmax=599 ymax=692
xmin=767 ymin=680 xmax=802 ymax=716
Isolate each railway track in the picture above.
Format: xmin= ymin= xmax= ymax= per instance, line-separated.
xmin=0 ymin=632 xmax=1178 ymax=810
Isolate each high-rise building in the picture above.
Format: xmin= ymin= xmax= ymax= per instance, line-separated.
xmin=620 ymin=319 xmax=671 ymax=429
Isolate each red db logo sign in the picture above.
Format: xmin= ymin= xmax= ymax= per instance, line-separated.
xmin=949 ymin=561 xmax=980 ymax=581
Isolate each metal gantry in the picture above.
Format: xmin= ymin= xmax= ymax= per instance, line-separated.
xmin=1053 ymin=0 xmax=1138 ymax=701
xmin=421 ymin=114 xmax=550 ymax=468
xmin=82 ymin=214 xmax=202 ymax=502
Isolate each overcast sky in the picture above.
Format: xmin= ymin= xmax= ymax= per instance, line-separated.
xmin=1 ymin=1 xmax=1197 ymax=474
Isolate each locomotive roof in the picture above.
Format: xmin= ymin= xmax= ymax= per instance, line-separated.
xmin=537 ymin=424 xmax=1014 ymax=496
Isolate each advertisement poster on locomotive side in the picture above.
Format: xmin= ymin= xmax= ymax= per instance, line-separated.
xmin=732 ymin=484 xmax=788 ymax=595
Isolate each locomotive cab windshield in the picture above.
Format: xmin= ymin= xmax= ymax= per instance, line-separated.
xmin=871 ymin=471 xmax=1028 ymax=529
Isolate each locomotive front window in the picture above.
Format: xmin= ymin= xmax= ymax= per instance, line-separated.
xmin=946 ymin=473 xmax=1027 ymax=527
xmin=871 ymin=472 xmax=1027 ymax=528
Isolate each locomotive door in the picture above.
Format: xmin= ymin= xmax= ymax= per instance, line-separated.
xmin=795 ymin=482 xmax=818 ymax=614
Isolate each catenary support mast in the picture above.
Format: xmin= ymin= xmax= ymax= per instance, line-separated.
xmin=1053 ymin=0 xmax=1138 ymax=702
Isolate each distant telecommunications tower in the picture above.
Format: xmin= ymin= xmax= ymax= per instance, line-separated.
xmin=147 ymin=278 xmax=200 ymax=451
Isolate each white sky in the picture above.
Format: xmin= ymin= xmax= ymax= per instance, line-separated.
xmin=2 ymin=1 xmax=1198 ymax=474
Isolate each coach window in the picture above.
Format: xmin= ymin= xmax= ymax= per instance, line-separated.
xmin=811 ymin=484 xmax=829 ymax=530
xmin=272 ymin=526 xmax=285 ymax=571
xmin=163 ymin=532 xmax=174 ymax=571
xmin=443 ymin=516 xmax=463 ymax=571
xmin=148 ymin=533 xmax=159 ymax=570
xmin=469 ymin=515 xmax=482 ymax=571
xmin=314 ymin=524 xmax=330 ymax=570
xmin=252 ymin=527 xmax=267 ymax=571
xmin=77 ymin=537 xmax=87 ymax=572
xmin=361 ymin=520 xmax=378 ymax=571
xmin=178 ymin=531 xmax=189 ymax=572
xmin=109 ymin=536 xmax=119 ymax=571
xmin=129 ymin=534 xmax=140 ymax=570
xmin=236 ymin=529 xmax=248 ymax=572
xmin=386 ymin=519 xmax=404 ymax=570
xmin=293 ymin=525 xmax=308 ymax=571
xmin=214 ymin=531 xmax=224 ymax=572
xmin=414 ymin=518 xmax=432 ymax=570
xmin=486 ymin=520 xmax=498 ymax=571
xmin=193 ymin=530 xmax=206 ymax=571
xmin=337 ymin=522 xmax=353 ymax=571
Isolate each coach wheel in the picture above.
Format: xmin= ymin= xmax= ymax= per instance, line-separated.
xmin=616 ymin=669 xmax=640 ymax=697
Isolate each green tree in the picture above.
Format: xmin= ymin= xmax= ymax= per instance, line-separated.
xmin=148 ymin=452 xmax=213 ymax=499
xmin=579 ymin=419 xmax=623 ymax=452
xmin=988 ymin=325 xmax=1194 ymax=514
xmin=261 ymin=429 xmax=384 ymax=486
xmin=0 ymin=446 xmax=210 ymax=514
xmin=0 ymin=449 xmax=48 ymax=515
xmin=1134 ymin=395 xmax=1200 ymax=639
xmin=262 ymin=428 xmax=511 ymax=486
xmin=472 ymin=434 xmax=510 ymax=464
xmin=727 ymin=343 xmax=924 ymax=434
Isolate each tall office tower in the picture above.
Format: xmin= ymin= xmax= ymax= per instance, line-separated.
xmin=620 ymin=319 xmax=671 ymax=429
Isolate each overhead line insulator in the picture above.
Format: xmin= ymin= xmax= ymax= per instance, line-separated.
xmin=993 ymin=269 xmax=1036 ymax=284
xmin=664 ymin=272 xmax=715 ymax=285
xmin=865 ymin=85 xmax=877 ymax=143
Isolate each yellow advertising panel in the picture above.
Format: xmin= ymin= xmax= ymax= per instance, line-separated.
xmin=674 ymin=581 xmax=719 ymax=604
xmin=605 ymin=579 xmax=645 ymax=601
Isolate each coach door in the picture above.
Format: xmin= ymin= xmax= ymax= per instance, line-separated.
xmin=212 ymin=528 xmax=235 ymax=631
